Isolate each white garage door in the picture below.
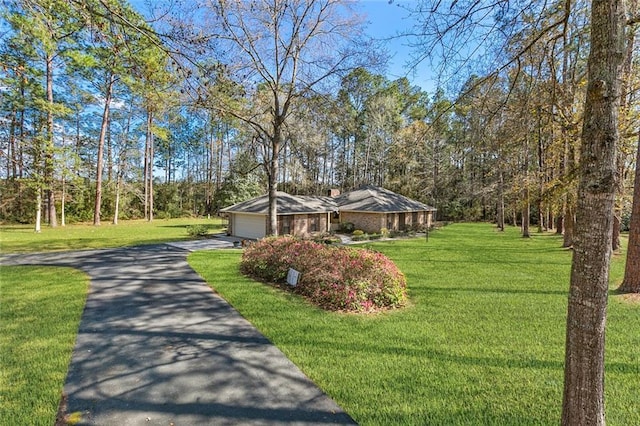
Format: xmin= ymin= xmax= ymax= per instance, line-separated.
xmin=233 ymin=214 xmax=266 ymax=239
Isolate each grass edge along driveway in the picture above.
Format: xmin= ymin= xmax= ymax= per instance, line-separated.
xmin=0 ymin=266 xmax=89 ymax=425
xmin=189 ymin=223 xmax=640 ymax=425
xmin=0 ymin=217 xmax=225 ymax=253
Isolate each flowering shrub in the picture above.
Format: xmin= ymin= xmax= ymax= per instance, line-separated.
xmin=240 ymin=237 xmax=325 ymax=282
xmin=240 ymin=236 xmax=407 ymax=312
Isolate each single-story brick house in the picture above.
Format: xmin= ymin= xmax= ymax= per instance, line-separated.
xmin=220 ymin=191 xmax=337 ymax=239
xmin=221 ymin=185 xmax=436 ymax=239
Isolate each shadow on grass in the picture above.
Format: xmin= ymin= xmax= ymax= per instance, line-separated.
xmin=424 ymin=286 xmax=567 ymax=296
xmin=158 ymin=224 xmax=225 ymax=230
xmin=0 ymin=237 xmax=200 ymax=254
xmin=0 ymin=225 xmax=34 ymax=232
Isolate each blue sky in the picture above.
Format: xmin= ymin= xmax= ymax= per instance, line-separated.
xmin=355 ymin=0 xmax=437 ymax=93
xmin=131 ymin=0 xmax=436 ymax=93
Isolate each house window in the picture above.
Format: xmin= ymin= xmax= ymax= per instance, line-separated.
xmin=309 ymin=215 xmax=319 ymax=232
xmin=399 ymin=213 xmax=406 ymax=230
xmin=280 ymin=215 xmax=292 ymax=235
xmin=331 ymin=211 xmax=340 ymax=223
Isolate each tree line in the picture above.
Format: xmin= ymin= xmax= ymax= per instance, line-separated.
xmin=1 ymin=1 xmax=637 ymax=239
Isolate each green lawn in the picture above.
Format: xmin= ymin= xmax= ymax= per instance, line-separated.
xmin=189 ymin=223 xmax=640 ymax=425
xmin=0 ymin=266 xmax=89 ymax=425
xmin=0 ymin=217 xmax=225 ymax=253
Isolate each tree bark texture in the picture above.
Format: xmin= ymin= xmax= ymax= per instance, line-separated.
xmin=561 ymin=1 xmax=625 ymax=424
xmin=267 ymin=126 xmax=282 ymax=236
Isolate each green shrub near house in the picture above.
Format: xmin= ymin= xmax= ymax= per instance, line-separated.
xmin=240 ymin=236 xmax=407 ymax=312
xmin=339 ymin=222 xmax=355 ymax=233
xmin=186 ymin=224 xmax=209 ymax=237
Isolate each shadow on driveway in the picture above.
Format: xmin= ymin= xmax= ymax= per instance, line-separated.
xmin=1 ymin=245 xmax=355 ymax=425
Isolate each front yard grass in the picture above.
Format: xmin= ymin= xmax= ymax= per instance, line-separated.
xmin=0 ymin=266 xmax=89 ymax=425
xmin=189 ymin=223 xmax=640 ymax=425
xmin=0 ymin=217 xmax=225 ymax=253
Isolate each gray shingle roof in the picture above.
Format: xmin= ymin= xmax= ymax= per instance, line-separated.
xmin=220 ymin=186 xmax=435 ymax=214
xmin=220 ymin=191 xmax=337 ymax=214
xmin=336 ymin=185 xmax=436 ymax=213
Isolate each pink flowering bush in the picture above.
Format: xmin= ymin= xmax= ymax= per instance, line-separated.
xmin=240 ymin=236 xmax=407 ymax=312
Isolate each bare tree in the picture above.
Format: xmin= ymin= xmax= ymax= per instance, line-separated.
xmin=204 ymin=0 xmax=371 ymax=235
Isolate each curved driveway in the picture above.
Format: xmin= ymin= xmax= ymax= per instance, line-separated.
xmin=1 ymin=241 xmax=354 ymax=425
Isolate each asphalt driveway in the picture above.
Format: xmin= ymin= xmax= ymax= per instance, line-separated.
xmin=1 ymin=242 xmax=354 ymax=425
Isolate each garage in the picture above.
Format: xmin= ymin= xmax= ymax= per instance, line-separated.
xmin=232 ymin=213 xmax=266 ymax=239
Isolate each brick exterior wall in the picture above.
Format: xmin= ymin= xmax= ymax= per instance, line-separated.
xmin=342 ymin=211 xmax=433 ymax=233
xmin=340 ymin=212 xmax=386 ymax=233
xmin=279 ymin=213 xmax=329 ymax=237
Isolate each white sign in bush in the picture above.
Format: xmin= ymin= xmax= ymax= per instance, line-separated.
xmin=287 ymin=268 xmax=300 ymax=287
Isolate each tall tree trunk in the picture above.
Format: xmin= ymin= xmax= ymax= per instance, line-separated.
xmin=8 ymin=111 xmax=17 ymax=178
xmin=143 ymin=152 xmax=148 ymax=220
xmin=113 ymin=175 xmax=121 ymax=225
xmin=267 ymin=122 xmax=282 ymax=236
xmin=106 ymin=116 xmax=113 ymax=183
xmin=206 ymin=121 xmax=214 ymax=215
xmin=148 ymin=116 xmax=154 ymax=222
xmin=612 ymin=212 xmax=621 ymax=250
xmin=563 ymin=204 xmax=575 ymax=247
xmin=556 ymin=204 xmax=564 ymax=235
xmin=563 ymin=138 xmax=576 ymax=248
xmin=18 ymin=97 xmax=25 ymax=179
xmin=93 ymin=73 xmax=115 ymax=226
xmin=61 ymin=169 xmax=66 ymax=227
xmin=113 ymin=101 xmax=133 ymax=225
xmin=35 ymin=190 xmax=42 ymax=233
xmin=522 ymin=135 xmax=531 ymax=238
xmin=559 ymin=0 xmax=576 ymax=246
xmin=217 ymin=125 xmax=225 ymax=192
xmin=537 ymin=105 xmax=545 ymax=233
xmin=561 ymin=142 xmax=576 ymax=245
xmin=497 ymin=170 xmax=505 ymax=231
xmin=561 ymin=1 xmax=625 ymax=424
xmin=522 ymin=188 xmax=531 ymax=238
xmin=45 ymin=52 xmax=57 ymax=227
xmin=613 ymin=3 xmax=638 ymax=252
xmin=619 ymin=132 xmax=640 ymax=293
xmin=144 ymin=109 xmax=151 ymax=220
